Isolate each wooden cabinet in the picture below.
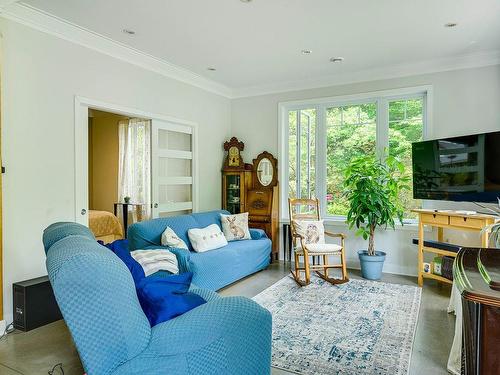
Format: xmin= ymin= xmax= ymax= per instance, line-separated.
xmin=221 ymin=144 xmax=280 ymax=261
xmin=247 ymin=152 xmax=279 ymax=261
xmin=221 ymin=170 xmax=251 ymax=214
xmin=247 ymin=186 xmax=279 ymax=260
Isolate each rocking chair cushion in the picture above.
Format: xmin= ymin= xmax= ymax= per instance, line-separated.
xmin=296 ymin=243 xmax=342 ymax=254
xmin=292 ymin=220 xmax=325 ymax=245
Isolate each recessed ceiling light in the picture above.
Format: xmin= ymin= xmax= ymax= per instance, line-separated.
xmin=330 ymin=57 xmax=344 ymax=63
xmin=240 ymin=0 xmax=252 ymax=2
xmin=301 ymin=50 xmax=312 ymax=55
xmin=207 ymin=67 xmax=217 ymax=71
xmin=122 ymin=29 xmax=136 ymax=35
xmin=444 ymin=22 xmax=457 ymax=28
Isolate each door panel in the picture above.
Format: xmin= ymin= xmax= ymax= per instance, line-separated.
xmin=151 ymin=120 xmax=194 ymax=218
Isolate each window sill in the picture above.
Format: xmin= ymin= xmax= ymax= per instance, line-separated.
xmin=280 ymin=218 xmax=428 ymax=232
xmin=321 ymin=218 xmax=419 ymax=232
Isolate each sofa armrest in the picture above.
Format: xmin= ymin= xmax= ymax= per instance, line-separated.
xmin=143 ymin=245 xmax=191 ymax=273
xmin=147 ymin=297 xmax=271 ymax=359
xmin=250 ymin=228 xmax=268 ymax=240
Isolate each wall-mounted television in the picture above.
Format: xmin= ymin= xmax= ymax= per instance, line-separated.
xmin=412 ymin=131 xmax=500 ymax=202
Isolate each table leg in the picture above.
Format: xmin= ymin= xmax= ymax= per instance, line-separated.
xmin=282 ymin=224 xmax=288 ymax=264
xmin=122 ymin=204 xmax=128 ymax=238
xmin=418 ymin=219 xmax=424 ymax=287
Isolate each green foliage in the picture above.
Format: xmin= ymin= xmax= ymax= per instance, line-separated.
xmin=343 ymin=152 xmax=410 ymax=255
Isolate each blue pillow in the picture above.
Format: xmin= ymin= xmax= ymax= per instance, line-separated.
xmin=99 ymin=239 xmax=145 ymax=283
xmin=136 ymin=272 xmax=206 ymax=326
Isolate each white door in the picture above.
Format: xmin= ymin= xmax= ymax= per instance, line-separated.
xmin=151 ymin=119 xmax=197 ymax=218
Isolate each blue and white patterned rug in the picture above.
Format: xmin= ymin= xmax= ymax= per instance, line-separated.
xmin=253 ymin=275 xmax=421 ymax=375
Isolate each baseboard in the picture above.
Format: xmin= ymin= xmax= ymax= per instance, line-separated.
xmin=346 ymin=261 xmax=418 ymax=278
xmin=277 ymin=257 xmax=418 ymax=278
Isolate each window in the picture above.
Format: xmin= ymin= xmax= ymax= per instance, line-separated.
xmin=288 ymin=109 xmax=316 ymax=199
xmin=388 ymin=98 xmax=424 ymax=218
xmin=284 ymin=87 xmax=428 ymax=221
xmin=326 ymin=103 xmax=377 ymax=216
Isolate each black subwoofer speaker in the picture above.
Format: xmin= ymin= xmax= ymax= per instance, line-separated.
xmin=13 ymin=276 xmax=62 ymax=331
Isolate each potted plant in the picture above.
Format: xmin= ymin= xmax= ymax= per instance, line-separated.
xmin=343 ymin=152 xmax=410 ymax=280
xmin=124 ymin=196 xmax=131 ymax=204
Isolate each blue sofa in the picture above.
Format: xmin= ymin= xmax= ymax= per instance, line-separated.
xmin=43 ymin=222 xmax=272 ymax=375
xmin=127 ymin=210 xmax=272 ymax=290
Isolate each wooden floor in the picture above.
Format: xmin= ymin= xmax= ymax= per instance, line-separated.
xmin=0 ymin=263 xmax=454 ymax=375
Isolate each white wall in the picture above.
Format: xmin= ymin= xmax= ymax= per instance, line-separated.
xmin=231 ymin=65 xmax=500 ymax=275
xmin=0 ymin=19 xmax=231 ymax=322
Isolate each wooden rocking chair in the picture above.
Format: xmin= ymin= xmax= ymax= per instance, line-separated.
xmin=289 ymin=198 xmax=349 ymax=286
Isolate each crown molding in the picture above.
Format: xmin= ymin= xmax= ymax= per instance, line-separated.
xmin=231 ymin=50 xmax=500 ymax=98
xmin=1 ymin=3 xmax=499 ymax=100
xmin=0 ymin=2 xmax=233 ymax=98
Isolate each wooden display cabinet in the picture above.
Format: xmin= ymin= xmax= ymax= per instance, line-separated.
xmin=222 ymin=169 xmax=251 ymax=214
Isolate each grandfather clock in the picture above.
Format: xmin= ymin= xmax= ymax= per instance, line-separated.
xmin=247 ymin=152 xmax=279 ymax=261
xmin=222 ymin=137 xmax=252 ymax=214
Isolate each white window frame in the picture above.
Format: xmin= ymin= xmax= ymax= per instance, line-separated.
xmin=278 ymin=85 xmax=433 ymax=224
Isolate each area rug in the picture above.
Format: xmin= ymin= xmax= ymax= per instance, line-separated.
xmin=253 ymin=275 xmax=421 ymax=375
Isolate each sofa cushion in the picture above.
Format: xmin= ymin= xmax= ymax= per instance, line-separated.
xmin=128 ymin=214 xmax=199 ymax=251
xmin=189 ymin=238 xmax=271 ymax=290
xmin=188 ymin=224 xmax=228 ymax=252
xmin=161 ymin=226 xmax=189 ymax=250
xmin=220 ymin=213 xmax=251 ymax=241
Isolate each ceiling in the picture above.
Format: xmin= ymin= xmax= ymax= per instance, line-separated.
xmin=14 ymin=0 xmax=500 ymax=94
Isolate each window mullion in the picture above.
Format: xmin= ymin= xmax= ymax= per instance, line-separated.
xmin=316 ymin=105 xmax=327 ymax=218
xmin=377 ymin=99 xmax=389 ymax=158
xmin=296 ymin=110 xmax=301 ymax=199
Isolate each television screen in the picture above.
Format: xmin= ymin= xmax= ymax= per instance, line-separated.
xmin=412 ymin=131 xmax=500 ymax=202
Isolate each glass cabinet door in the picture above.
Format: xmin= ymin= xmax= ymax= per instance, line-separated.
xmin=225 ymin=174 xmax=241 ymax=214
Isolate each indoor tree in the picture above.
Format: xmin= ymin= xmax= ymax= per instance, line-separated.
xmin=343 ymin=152 xmax=410 ymax=255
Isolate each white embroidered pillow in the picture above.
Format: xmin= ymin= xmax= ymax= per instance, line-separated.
xmin=292 ymin=220 xmax=325 ymax=245
xmin=220 ymin=213 xmax=251 ymax=241
xmin=161 ymin=226 xmax=189 ymax=250
xmin=188 ymin=224 xmax=228 ymax=252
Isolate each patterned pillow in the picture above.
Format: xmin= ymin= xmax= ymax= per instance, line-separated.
xmin=188 ymin=224 xmax=228 ymax=252
xmin=292 ymin=220 xmax=326 ymax=245
xmin=161 ymin=226 xmax=189 ymax=250
xmin=220 ymin=212 xmax=251 ymax=241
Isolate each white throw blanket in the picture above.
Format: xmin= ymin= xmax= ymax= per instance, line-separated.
xmin=130 ymin=249 xmax=179 ymax=276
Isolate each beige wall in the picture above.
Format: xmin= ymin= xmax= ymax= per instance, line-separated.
xmin=89 ymin=112 xmax=125 ymax=213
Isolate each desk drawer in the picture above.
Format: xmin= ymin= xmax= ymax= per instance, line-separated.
xmin=421 ymin=213 xmax=449 ymax=225
xmin=450 ymin=216 xmax=484 ymax=229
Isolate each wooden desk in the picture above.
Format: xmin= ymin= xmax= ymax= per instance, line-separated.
xmin=412 ymin=209 xmax=497 ymax=287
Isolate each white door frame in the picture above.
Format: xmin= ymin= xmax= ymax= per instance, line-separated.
xmin=74 ymin=96 xmax=199 ymax=225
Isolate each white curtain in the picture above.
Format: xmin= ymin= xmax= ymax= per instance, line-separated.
xmin=118 ymin=118 xmax=151 ymax=221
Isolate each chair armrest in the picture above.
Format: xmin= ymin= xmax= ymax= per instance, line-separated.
xmin=250 ymin=228 xmax=268 ymax=240
xmin=325 ymin=231 xmax=346 ymax=239
xmin=189 ymin=288 xmax=221 ymax=302
xmin=143 ymin=245 xmax=191 ymax=273
xmin=146 ymin=297 xmax=271 ymax=357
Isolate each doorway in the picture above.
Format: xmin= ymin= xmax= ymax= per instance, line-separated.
xmin=74 ymin=97 xmax=199 ymax=235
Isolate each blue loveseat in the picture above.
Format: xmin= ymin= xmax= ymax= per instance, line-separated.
xmin=43 ymin=222 xmax=272 ymax=375
xmin=127 ymin=210 xmax=272 ymax=290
